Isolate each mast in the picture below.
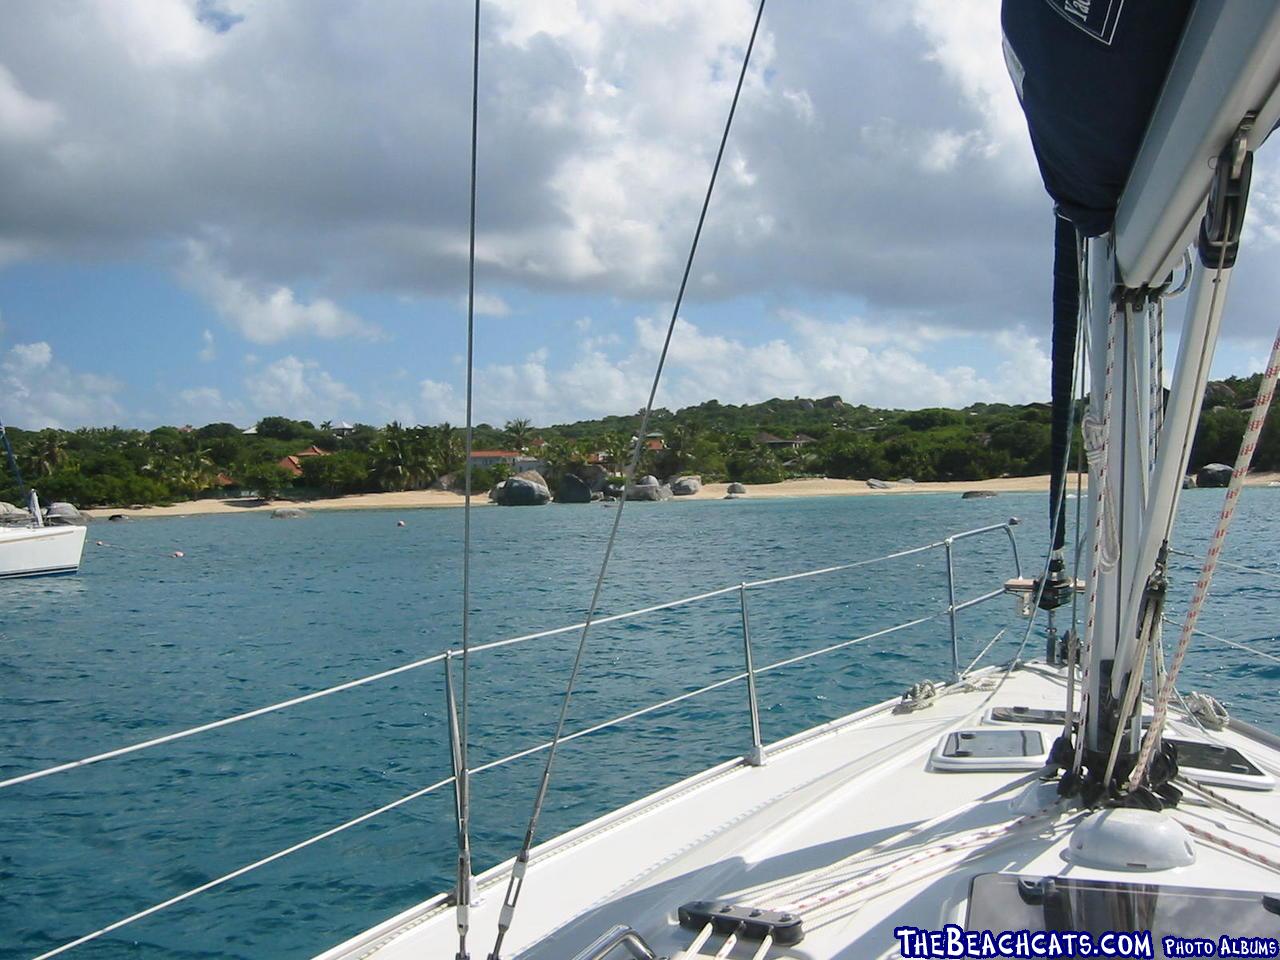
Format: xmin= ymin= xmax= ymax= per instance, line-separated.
xmin=1004 ymin=0 xmax=1280 ymax=797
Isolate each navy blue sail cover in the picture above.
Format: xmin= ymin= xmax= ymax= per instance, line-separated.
xmin=1002 ymin=0 xmax=1192 ymax=235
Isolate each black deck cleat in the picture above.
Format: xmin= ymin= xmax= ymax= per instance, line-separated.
xmin=677 ymin=900 xmax=804 ymax=946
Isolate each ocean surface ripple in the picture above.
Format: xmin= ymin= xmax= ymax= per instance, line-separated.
xmin=2 ymin=491 xmax=1277 ymax=958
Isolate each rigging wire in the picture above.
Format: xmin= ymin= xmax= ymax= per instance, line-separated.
xmin=453 ymin=1 xmax=481 ymax=956
xmin=1130 ymin=265 xmax=1279 ymax=791
xmin=485 ymin=3 xmax=768 ymax=955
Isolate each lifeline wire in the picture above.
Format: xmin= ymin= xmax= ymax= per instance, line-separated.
xmin=25 ymin=563 xmax=1009 ymax=957
xmin=486 ymin=3 xmax=768 ymax=955
xmin=0 ymin=524 xmax=1011 ymax=794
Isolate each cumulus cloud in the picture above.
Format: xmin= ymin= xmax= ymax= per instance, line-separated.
xmin=0 ymin=63 xmax=60 ymax=143
xmin=458 ymin=292 xmax=512 ymax=317
xmin=2 ymin=341 xmax=123 ymax=428
xmin=409 ymin=310 xmax=1051 ymax=427
xmin=0 ymin=0 xmax=1057 ymax=324
xmin=243 ymin=356 xmax=359 ymax=421
xmin=183 ymin=243 xmax=380 ymax=344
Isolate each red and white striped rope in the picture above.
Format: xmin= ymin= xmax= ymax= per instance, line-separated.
xmin=1177 ymin=818 xmax=1280 ymax=875
xmin=1074 ymin=306 xmax=1118 ymax=776
xmin=1130 ymin=328 xmax=1280 ymax=790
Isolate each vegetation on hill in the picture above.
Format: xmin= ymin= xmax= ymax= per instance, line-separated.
xmin=1 ymin=374 xmax=1276 ymax=508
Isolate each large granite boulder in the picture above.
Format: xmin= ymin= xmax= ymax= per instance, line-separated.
xmin=1203 ymin=381 xmax=1237 ymax=408
xmin=45 ymin=502 xmax=88 ymax=525
xmin=577 ymin=464 xmax=609 ymax=493
xmin=725 ymin=481 xmax=747 ymax=499
xmin=866 ymin=478 xmax=892 ymax=490
xmin=671 ymin=476 xmax=702 ymax=496
xmin=494 ymin=470 xmax=551 ymax=506
xmin=556 ymin=473 xmax=593 ymax=503
xmin=429 ymin=472 xmax=459 ymax=492
xmin=627 ymin=479 xmax=672 ymax=501
xmin=271 ymin=507 xmax=307 ymax=519
xmin=638 ymin=474 xmax=660 ymax=487
xmin=1197 ymin=463 xmax=1233 ymax=488
xmin=961 ymin=490 xmax=997 ymax=499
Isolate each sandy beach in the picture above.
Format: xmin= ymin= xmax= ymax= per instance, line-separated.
xmin=79 ymin=471 xmax=1280 ymax=519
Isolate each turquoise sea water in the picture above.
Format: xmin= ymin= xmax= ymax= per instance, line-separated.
xmin=2 ymin=490 xmax=1278 ymax=959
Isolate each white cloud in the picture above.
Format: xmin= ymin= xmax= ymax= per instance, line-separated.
xmin=0 ymin=0 xmax=1063 ymax=332
xmin=1 ymin=341 xmax=123 ymax=428
xmin=183 ymin=243 xmax=379 ymax=344
xmin=7 ymin=340 xmax=52 ymax=370
xmin=405 ymin=310 xmax=1051 ymax=426
xmin=198 ymin=328 xmax=216 ymax=361
xmin=0 ymin=63 xmax=61 ymax=143
xmin=244 ymin=355 xmax=359 ymax=421
xmin=458 ymin=292 xmax=512 ymax=317
xmin=418 ymin=378 xmax=461 ymax=424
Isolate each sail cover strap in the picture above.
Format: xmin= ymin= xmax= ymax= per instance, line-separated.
xmin=1002 ymin=0 xmax=1192 ymax=236
xmin=1048 ymin=215 xmax=1078 ymax=552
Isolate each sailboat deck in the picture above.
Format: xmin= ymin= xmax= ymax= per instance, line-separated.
xmin=319 ymin=662 xmax=1280 ymax=959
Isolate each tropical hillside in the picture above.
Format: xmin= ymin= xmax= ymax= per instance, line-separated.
xmin=1 ymin=374 xmax=1275 ymax=509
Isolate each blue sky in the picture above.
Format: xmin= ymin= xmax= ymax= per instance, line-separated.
xmin=1 ymin=0 xmax=1278 ymax=430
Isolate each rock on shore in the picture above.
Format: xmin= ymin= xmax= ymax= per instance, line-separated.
xmin=671 ymin=476 xmax=702 ymax=496
xmin=556 ymin=473 xmax=593 ymax=503
xmin=493 ymin=470 xmax=551 ymax=506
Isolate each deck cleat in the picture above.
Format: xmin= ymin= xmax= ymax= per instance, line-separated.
xmin=677 ymin=901 xmax=804 ymax=946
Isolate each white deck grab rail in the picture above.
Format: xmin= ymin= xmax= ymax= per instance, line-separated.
xmin=1 ymin=521 xmax=1021 ymax=793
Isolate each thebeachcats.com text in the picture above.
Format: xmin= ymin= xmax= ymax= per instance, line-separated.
xmin=893 ymin=926 xmax=1280 ymax=958
xmin=893 ymin=925 xmax=1155 ymax=958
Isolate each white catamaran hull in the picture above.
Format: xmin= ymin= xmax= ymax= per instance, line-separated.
xmin=0 ymin=524 xmax=87 ymax=579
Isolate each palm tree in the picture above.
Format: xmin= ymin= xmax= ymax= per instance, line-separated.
xmin=434 ymin=423 xmax=463 ymax=474
xmin=32 ymin=430 xmax=68 ymax=477
xmin=602 ymin=432 xmax=633 ymax=472
xmin=504 ymin=418 xmax=533 ymax=451
xmin=370 ymin=424 xmax=411 ymax=491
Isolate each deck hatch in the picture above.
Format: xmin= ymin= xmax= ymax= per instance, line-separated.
xmin=931 ymin=728 xmax=1047 ymax=771
xmin=988 ymin=706 xmax=1074 ymax=725
xmin=1169 ymin=738 xmax=1274 ymax=790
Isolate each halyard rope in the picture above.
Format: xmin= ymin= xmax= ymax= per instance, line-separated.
xmin=1129 ymin=323 xmax=1280 ymax=791
xmin=1074 ymin=301 xmax=1117 ymax=776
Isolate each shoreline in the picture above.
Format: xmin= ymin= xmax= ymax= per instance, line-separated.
xmin=80 ymin=472 xmax=1280 ymax=518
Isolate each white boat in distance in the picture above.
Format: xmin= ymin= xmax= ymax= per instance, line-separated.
xmin=0 ymin=523 xmax=87 ymax=580
xmin=0 ymin=491 xmax=87 ymax=579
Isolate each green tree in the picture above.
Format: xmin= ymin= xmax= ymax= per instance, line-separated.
xmin=301 ymin=451 xmax=369 ymax=495
xmin=256 ymin=417 xmax=315 ymax=441
xmin=236 ymin=462 xmax=295 ymax=501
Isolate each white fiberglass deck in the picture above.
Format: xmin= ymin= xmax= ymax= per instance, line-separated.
xmin=318 ymin=662 xmax=1280 ymax=959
